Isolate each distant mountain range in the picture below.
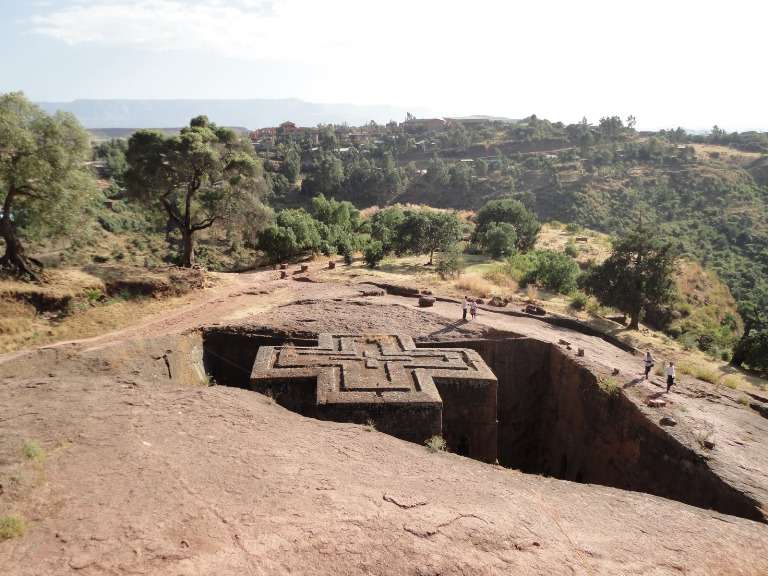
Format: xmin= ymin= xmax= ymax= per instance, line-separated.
xmin=36 ymin=98 xmax=430 ymax=130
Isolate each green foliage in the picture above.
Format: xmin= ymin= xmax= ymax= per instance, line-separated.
xmin=22 ymin=439 xmax=45 ymax=462
xmin=125 ymin=116 xmax=267 ymax=267
xmin=584 ymin=225 xmax=677 ymax=329
xmin=474 ymin=197 xmax=541 ymax=251
xmin=258 ymin=196 xmax=367 ymax=263
xmin=435 ymin=244 xmax=464 ymax=279
xmin=564 ymin=240 xmax=579 ymax=258
xmin=0 ymin=91 xmax=97 ymax=277
xmin=524 ymin=250 xmax=580 ymax=294
xmin=281 ymin=147 xmax=301 ymax=183
xmin=370 ymin=206 xmax=406 ymax=252
xmin=598 ymin=376 xmax=621 ymax=397
xmin=478 ymin=221 xmax=517 ymax=258
xmin=733 ymin=332 xmax=768 ymax=371
xmin=94 ymin=138 xmax=128 ymax=185
xmin=503 ymin=250 xmax=580 ymax=294
xmin=570 ymin=291 xmax=589 ymax=310
xmin=258 ymin=225 xmax=298 ymax=262
xmin=364 ymin=240 xmax=384 ymax=268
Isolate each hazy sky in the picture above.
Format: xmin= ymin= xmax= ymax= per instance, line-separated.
xmin=1 ymin=0 xmax=766 ymax=130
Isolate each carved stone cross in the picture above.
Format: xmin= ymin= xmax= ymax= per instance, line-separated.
xmin=251 ymin=334 xmax=497 ymax=462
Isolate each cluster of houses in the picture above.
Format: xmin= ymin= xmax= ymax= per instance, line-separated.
xmin=248 ymin=116 xmax=513 ymax=152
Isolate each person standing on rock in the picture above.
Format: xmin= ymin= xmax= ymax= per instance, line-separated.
xmin=462 ymin=296 xmax=469 ymax=321
xmin=644 ymin=350 xmax=656 ymax=380
xmin=470 ymin=299 xmax=478 ymax=321
xmin=666 ymin=361 xmax=676 ymax=392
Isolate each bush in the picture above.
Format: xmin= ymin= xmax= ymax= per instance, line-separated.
xmin=425 ymin=435 xmax=447 ymax=452
xmin=363 ymin=240 xmax=384 ymax=268
xmin=22 ymin=440 xmax=45 ymax=462
xmin=523 ymin=251 xmax=580 ymax=294
xmin=473 ymin=197 xmax=540 ymax=251
xmin=564 ymin=240 xmax=579 ymax=258
xmin=436 ymin=246 xmax=464 ymax=279
xmin=570 ymin=291 xmax=588 ymax=311
xmin=479 ymin=221 xmax=517 ymax=258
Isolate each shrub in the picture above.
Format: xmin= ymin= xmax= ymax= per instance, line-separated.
xmin=721 ymin=374 xmax=742 ymax=390
xmin=479 ymin=221 xmax=517 ymax=259
xmin=570 ymin=291 xmax=588 ymax=311
xmin=525 ymin=251 xmax=580 ymax=294
xmin=598 ymin=376 xmax=621 ymax=397
xmin=565 ymin=222 xmax=582 ymax=233
xmin=22 ymin=440 xmax=45 ymax=463
xmin=425 ymin=435 xmax=447 ymax=452
xmin=363 ymin=240 xmax=385 ymax=268
xmin=0 ymin=516 xmax=25 ymax=540
xmin=436 ymin=246 xmax=464 ymax=279
xmin=564 ymin=240 xmax=579 ymax=258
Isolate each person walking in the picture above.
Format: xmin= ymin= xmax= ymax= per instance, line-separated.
xmin=462 ymin=296 xmax=469 ymax=321
xmin=470 ymin=299 xmax=478 ymax=321
xmin=644 ymin=350 xmax=656 ymax=380
xmin=666 ymin=361 xmax=676 ymax=392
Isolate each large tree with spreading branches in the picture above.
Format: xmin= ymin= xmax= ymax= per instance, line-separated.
xmin=126 ymin=115 xmax=264 ymax=267
xmin=0 ymin=92 xmax=94 ymax=279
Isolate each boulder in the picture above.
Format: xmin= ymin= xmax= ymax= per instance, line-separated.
xmin=660 ymin=416 xmax=678 ymax=427
xmin=280 ymin=271 xmax=288 ymax=279
xmin=279 ymin=263 xmax=288 ymax=270
xmin=488 ymin=296 xmax=508 ymax=307
xmin=328 ymin=261 xmax=336 ymax=270
xmin=418 ymin=296 xmax=436 ymax=308
xmin=524 ymin=304 xmax=546 ymax=316
xmin=357 ymin=284 xmax=386 ymax=297
xmin=647 ymin=398 xmax=667 ymax=408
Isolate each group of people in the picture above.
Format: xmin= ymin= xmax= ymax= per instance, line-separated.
xmin=461 ymin=296 xmax=478 ymax=321
xmin=644 ymin=350 xmax=677 ymax=393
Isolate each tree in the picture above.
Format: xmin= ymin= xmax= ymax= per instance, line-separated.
xmin=523 ymin=250 xmax=580 ymax=294
xmin=732 ymin=300 xmax=768 ymax=370
xmin=479 ymin=222 xmax=517 ymax=258
xmin=395 ymin=209 xmax=462 ymax=265
xmin=364 ymin=240 xmax=384 ymax=268
xmin=423 ymin=211 xmax=462 ymax=265
xmin=258 ymin=225 xmax=298 ymax=263
xmin=583 ymin=226 xmax=677 ymax=329
xmin=281 ymin=147 xmax=301 ymax=183
xmin=370 ymin=205 xmax=405 ymax=253
xmin=0 ymin=92 xmax=95 ymax=279
xmin=126 ymin=115 xmax=264 ymax=267
xmin=473 ymin=197 xmax=540 ymax=251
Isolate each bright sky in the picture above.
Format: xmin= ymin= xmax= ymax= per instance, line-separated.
xmin=1 ymin=0 xmax=766 ymax=130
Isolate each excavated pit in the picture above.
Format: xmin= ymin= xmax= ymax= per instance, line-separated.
xmin=203 ymin=326 xmax=765 ymax=522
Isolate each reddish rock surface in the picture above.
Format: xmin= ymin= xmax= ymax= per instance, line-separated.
xmin=1 ymin=270 xmax=767 ymax=574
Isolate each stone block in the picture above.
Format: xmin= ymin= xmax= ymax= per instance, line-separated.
xmin=251 ymin=334 xmax=498 ymax=462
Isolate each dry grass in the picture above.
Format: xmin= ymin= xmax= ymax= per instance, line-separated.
xmin=425 ymin=435 xmax=447 ymax=453
xmin=598 ymin=376 xmax=621 ymax=397
xmin=453 ymin=275 xmax=496 ymax=298
xmin=677 ymin=361 xmax=721 ymax=384
xmin=0 ymin=266 xmax=207 ymax=354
